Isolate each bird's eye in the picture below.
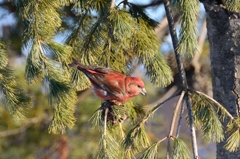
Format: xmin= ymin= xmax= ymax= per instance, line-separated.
xmin=137 ymin=85 xmax=141 ymax=88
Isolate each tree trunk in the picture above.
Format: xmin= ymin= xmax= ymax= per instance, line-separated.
xmin=202 ymin=2 xmax=240 ymax=158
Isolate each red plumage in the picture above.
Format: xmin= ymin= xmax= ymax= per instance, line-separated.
xmin=69 ymin=58 xmax=147 ymax=104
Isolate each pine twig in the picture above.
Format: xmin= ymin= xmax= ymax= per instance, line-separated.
xmin=110 ymin=0 xmax=115 ymax=8
xmin=0 ymin=117 xmax=43 ymax=137
xmin=124 ymin=92 xmax=180 ymax=151
xmin=176 ymin=96 xmax=185 ymax=137
xmin=119 ymin=123 xmax=125 ymax=139
xmin=163 ymin=0 xmax=198 ymax=158
xmin=146 ymin=91 xmax=181 ymax=121
xmin=166 ymin=91 xmax=185 ymax=159
xmin=103 ymin=107 xmax=109 ymax=158
xmin=158 ymin=136 xmax=168 ymax=144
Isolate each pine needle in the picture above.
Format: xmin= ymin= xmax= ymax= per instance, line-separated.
xmin=224 ymin=118 xmax=240 ymax=152
xmin=96 ymin=132 xmax=124 ymax=159
xmin=138 ymin=142 xmax=159 ymax=159
xmin=189 ymin=91 xmax=224 ymax=142
xmin=123 ymin=123 xmax=150 ymax=152
xmin=222 ymin=0 xmax=240 ymax=12
xmin=175 ymin=0 xmax=200 ymax=56
xmin=171 ymin=137 xmax=191 ymax=159
xmin=90 ymin=108 xmax=104 ymax=128
xmin=0 ymin=41 xmax=30 ymax=120
xmin=25 ymin=43 xmax=44 ymax=84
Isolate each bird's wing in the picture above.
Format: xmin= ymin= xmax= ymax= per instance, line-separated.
xmin=82 ymin=69 xmax=126 ymax=95
xmin=68 ymin=58 xmax=126 ymax=95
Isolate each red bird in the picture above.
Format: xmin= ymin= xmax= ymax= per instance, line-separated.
xmin=69 ymin=58 xmax=147 ymax=104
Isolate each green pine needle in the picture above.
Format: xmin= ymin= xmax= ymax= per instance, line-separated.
xmin=108 ymin=8 xmax=134 ymax=42
xmin=223 ymin=0 xmax=240 ymax=12
xmin=0 ymin=68 xmax=31 ymax=120
xmin=47 ymin=78 xmax=77 ymax=134
xmin=48 ymin=102 xmax=76 ymax=134
xmin=123 ymin=123 xmax=150 ymax=152
xmin=25 ymin=43 xmax=44 ymax=84
xmin=44 ymin=41 xmax=73 ymax=64
xmin=138 ymin=142 xmax=159 ymax=159
xmin=171 ymin=137 xmax=191 ymax=159
xmin=96 ymin=133 xmax=124 ymax=159
xmin=175 ymin=0 xmax=200 ymax=56
xmin=224 ymin=118 xmax=240 ymax=152
xmin=0 ymin=41 xmax=8 ymax=69
xmin=70 ymin=69 xmax=91 ymax=91
xmin=21 ymin=0 xmax=61 ymax=42
xmin=189 ymin=91 xmax=224 ymax=142
xmin=127 ymin=2 xmax=159 ymax=28
xmin=0 ymin=41 xmax=30 ymax=120
xmin=90 ymin=108 xmax=104 ymax=128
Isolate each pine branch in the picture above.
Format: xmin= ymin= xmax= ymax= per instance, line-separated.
xmin=123 ymin=92 xmax=180 ymax=152
xmin=163 ymin=0 xmax=198 ymax=158
xmin=176 ymin=96 xmax=185 ymax=137
xmin=166 ymin=91 xmax=185 ymax=159
xmin=110 ymin=0 xmax=115 ymax=8
xmin=103 ymin=108 xmax=109 ymax=158
xmin=0 ymin=116 xmax=43 ymax=137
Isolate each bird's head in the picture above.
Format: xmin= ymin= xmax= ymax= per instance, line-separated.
xmin=128 ymin=77 xmax=147 ymax=96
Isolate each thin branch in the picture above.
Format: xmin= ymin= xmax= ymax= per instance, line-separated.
xmin=119 ymin=123 xmax=125 ymax=139
xmin=124 ymin=92 xmax=180 ymax=151
xmin=103 ymin=107 xmax=109 ymax=158
xmin=0 ymin=117 xmax=42 ymax=137
xmin=192 ymin=90 xmax=235 ymax=120
xmin=176 ymin=97 xmax=185 ymax=137
xmin=158 ymin=136 xmax=168 ymax=144
xmin=163 ymin=0 xmax=198 ymax=158
xmin=185 ymin=93 xmax=198 ymax=158
xmin=144 ymin=91 xmax=181 ymax=123
xmin=110 ymin=0 xmax=115 ymax=8
xmin=145 ymin=85 xmax=178 ymax=108
xmin=166 ymin=91 xmax=185 ymax=159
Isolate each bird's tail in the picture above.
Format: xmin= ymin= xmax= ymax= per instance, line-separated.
xmin=68 ymin=57 xmax=82 ymax=69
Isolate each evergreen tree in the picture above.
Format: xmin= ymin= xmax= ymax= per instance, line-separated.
xmin=0 ymin=0 xmax=240 ymax=158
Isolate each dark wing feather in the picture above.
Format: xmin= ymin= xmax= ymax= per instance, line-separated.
xmin=69 ymin=58 xmax=126 ymax=95
xmin=80 ymin=69 xmax=126 ymax=95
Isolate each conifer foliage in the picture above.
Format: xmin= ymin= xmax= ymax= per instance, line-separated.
xmin=10 ymin=0 xmax=173 ymax=134
xmin=1 ymin=0 xmax=240 ymax=158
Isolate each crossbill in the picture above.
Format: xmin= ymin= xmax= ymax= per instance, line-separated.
xmin=69 ymin=58 xmax=147 ymax=105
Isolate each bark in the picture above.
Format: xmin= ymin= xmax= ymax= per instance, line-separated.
xmin=202 ymin=2 xmax=240 ymax=158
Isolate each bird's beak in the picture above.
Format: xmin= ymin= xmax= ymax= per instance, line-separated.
xmin=140 ymin=88 xmax=147 ymax=96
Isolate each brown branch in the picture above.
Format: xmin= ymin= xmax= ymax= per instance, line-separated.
xmin=110 ymin=0 xmax=115 ymax=8
xmin=0 ymin=117 xmax=42 ymax=137
xmin=163 ymin=0 xmax=199 ymax=158
xmin=166 ymin=91 xmax=185 ymax=159
xmin=103 ymin=107 xmax=109 ymax=158
xmin=157 ymin=136 xmax=168 ymax=144
xmin=176 ymin=97 xmax=185 ymax=137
